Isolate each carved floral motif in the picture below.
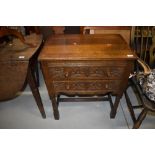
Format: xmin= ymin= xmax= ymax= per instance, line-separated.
xmin=49 ymin=66 xmax=124 ymax=79
xmin=53 ymin=81 xmax=120 ymax=91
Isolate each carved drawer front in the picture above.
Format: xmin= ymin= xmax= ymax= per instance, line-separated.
xmin=107 ymin=67 xmax=125 ymax=78
xmin=53 ymin=80 xmax=121 ymax=92
xmin=48 ymin=66 xmax=124 ymax=80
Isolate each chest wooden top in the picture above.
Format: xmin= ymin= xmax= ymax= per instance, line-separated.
xmin=0 ymin=34 xmax=43 ymax=62
xmin=39 ymin=34 xmax=137 ymax=61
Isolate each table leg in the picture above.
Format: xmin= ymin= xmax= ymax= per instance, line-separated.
xmin=27 ymin=67 xmax=46 ymax=119
xmin=35 ymin=62 xmax=40 ymax=87
xmin=110 ymin=95 xmax=121 ymax=118
xmin=50 ymin=95 xmax=60 ymax=120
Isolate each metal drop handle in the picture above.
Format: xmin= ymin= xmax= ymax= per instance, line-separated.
xmin=66 ymin=85 xmax=70 ymax=90
xmin=105 ymin=84 xmax=109 ymax=89
xmin=65 ymin=72 xmax=69 ymax=77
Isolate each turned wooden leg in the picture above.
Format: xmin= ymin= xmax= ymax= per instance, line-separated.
xmin=108 ymin=93 xmax=114 ymax=111
xmin=27 ymin=67 xmax=46 ymax=119
xmin=133 ymin=108 xmax=147 ymax=129
xmin=110 ymin=95 xmax=121 ymax=118
xmin=57 ymin=94 xmax=60 ymax=107
xmin=50 ymin=95 xmax=60 ymax=120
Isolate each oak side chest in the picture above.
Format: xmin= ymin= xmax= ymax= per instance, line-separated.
xmin=39 ymin=34 xmax=137 ymax=120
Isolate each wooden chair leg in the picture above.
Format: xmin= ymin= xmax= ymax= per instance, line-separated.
xmin=35 ymin=62 xmax=40 ymax=87
xmin=124 ymin=90 xmax=136 ymax=123
xmin=27 ymin=67 xmax=46 ymax=119
xmin=133 ymin=108 xmax=147 ymax=129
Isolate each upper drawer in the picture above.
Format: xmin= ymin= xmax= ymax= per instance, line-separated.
xmin=48 ymin=66 xmax=125 ymax=80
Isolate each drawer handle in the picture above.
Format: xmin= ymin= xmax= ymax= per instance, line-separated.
xmin=107 ymin=71 xmax=110 ymax=77
xmin=65 ymin=72 xmax=69 ymax=77
xmin=105 ymin=84 xmax=109 ymax=89
xmin=66 ymin=85 xmax=70 ymax=90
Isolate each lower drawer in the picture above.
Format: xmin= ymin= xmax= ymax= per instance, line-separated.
xmin=53 ymin=80 xmax=121 ymax=92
